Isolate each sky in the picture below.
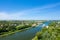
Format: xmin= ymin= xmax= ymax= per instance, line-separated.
xmin=0 ymin=0 xmax=60 ymax=20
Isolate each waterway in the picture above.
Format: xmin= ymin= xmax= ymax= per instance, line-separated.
xmin=0 ymin=21 xmax=50 ymax=40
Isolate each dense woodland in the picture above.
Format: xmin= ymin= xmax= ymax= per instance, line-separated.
xmin=0 ymin=20 xmax=43 ymax=36
xmin=32 ymin=21 xmax=60 ymax=40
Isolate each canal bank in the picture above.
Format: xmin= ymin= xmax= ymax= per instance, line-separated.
xmin=0 ymin=21 xmax=50 ymax=40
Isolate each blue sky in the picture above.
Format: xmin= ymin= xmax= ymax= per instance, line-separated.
xmin=0 ymin=0 xmax=60 ymax=20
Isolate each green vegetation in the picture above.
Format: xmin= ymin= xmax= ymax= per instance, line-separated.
xmin=32 ymin=21 xmax=60 ymax=40
xmin=0 ymin=20 xmax=43 ymax=37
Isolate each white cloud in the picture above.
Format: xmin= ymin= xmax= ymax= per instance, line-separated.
xmin=0 ymin=12 xmax=25 ymax=20
xmin=0 ymin=2 xmax=60 ymax=20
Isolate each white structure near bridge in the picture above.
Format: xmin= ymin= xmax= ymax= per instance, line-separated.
xmin=46 ymin=26 xmax=49 ymax=28
xmin=42 ymin=24 xmax=49 ymax=28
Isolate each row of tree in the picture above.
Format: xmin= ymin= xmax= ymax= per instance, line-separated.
xmin=32 ymin=21 xmax=60 ymax=40
xmin=0 ymin=21 xmax=38 ymax=35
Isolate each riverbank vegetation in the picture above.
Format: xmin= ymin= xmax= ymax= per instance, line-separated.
xmin=32 ymin=21 xmax=60 ymax=40
xmin=0 ymin=20 xmax=44 ymax=37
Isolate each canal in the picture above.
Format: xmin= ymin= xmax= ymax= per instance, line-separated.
xmin=0 ymin=21 xmax=50 ymax=40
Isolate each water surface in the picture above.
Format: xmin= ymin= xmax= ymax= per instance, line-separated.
xmin=0 ymin=21 xmax=50 ymax=40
